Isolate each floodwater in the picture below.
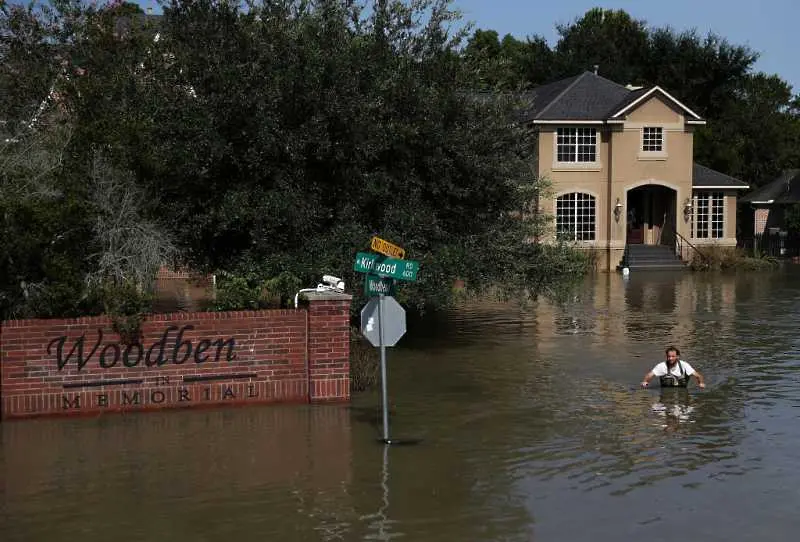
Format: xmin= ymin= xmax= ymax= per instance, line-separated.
xmin=3 ymin=269 xmax=800 ymax=541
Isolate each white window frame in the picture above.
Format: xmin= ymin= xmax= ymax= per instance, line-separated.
xmin=556 ymin=127 xmax=598 ymax=164
xmin=638 ymin=126 xmax=667 ymax=160
xmin=555 ymin=192 xmax=596 ymax=241
xmin=692 ymin=192 xmax=724 ymax=239
xmin=642 ymin=127 xmax=663 ymax=152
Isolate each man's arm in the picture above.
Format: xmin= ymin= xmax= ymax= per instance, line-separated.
xmin=693 ymin=370 xmax=706 ymax=389
xmin=641 ymin=371 xmax=656 ymax=388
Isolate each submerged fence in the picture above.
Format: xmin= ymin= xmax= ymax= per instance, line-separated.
xmin=738 ymin=231 xmax=800 ymax=258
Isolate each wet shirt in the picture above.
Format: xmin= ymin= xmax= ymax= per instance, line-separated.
xmin=651 ymin=360 xmax=696 ymax=379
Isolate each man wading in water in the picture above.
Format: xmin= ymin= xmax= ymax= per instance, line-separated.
xmin=640 ymin=346 xmax=706 ymax=389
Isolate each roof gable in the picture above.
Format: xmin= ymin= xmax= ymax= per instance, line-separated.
xmin=522 ymin=71 xmax=705 ymax=124
xmin=610 ymin=86 xmax=703 ymax=122
xmin=740 ymin=170 xmax=800 ymax=204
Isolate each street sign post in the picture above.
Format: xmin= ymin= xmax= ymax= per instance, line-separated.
xmin=353 ymin=236 xmax=419 ymax=445
xmin=370 ymin=236 xmax=406 ymax=259
xmin=360 ymin=295 xmax=407 ymax=443
xmin=353 ymin=252 xmax=419 ymax=282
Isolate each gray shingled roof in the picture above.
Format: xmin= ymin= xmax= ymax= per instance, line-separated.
xmin=693 ymin=163 xmax=749 ymax=190
xmin=521 ymin=71 xmax=703 ymax=123
xmin=739 ymin=169 xmax=800 ymax=204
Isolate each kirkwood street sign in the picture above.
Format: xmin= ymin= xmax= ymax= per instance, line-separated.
xmin=353 ymin=252 xmax=419 ymax=282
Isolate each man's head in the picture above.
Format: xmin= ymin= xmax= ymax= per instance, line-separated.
xmin=665 ymin=346 xmax=680 ymax=365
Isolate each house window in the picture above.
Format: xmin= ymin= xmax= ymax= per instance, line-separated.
xmin=557 ymin=128 xmax=597 ymax=162
xmin=693 ymin=192 xmax=724 ymax=238
xmin=642 ymin=127 xmax=663 ymax=152
xmin=556 ymin=192 xmax=596 ymax=241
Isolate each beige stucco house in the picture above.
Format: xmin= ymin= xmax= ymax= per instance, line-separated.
xmin=523 ymin=71 xmax=750 ymax=271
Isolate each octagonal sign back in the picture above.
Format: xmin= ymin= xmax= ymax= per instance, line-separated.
xmin=360 ymin=296 xmax=407 ymax=347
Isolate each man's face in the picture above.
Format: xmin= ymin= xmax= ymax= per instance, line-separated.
xmin=666 ymin=350 xmax=678 ymax=365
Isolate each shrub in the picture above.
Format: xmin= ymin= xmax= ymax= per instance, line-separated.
xmin=689 ymin=245 xmax=780 ymax=271
xmin=349 ymin=327 xmax=380 ymax=393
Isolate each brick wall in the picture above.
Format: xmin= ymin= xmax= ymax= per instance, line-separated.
xmin=0 ymin=292 xmax=351 ymax=420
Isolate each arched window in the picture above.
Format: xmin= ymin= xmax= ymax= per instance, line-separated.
xmin=556 ymin=192 xmax=596 ymax=241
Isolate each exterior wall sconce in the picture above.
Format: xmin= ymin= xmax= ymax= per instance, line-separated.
xmin=613 ymin=199 xmax=623 ymax=222
xmin=683 ymin=198 xmax=693 ymax=222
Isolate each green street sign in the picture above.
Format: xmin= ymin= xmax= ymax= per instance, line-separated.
xmin=364 ymin=274 xmax=396 ymax=296
xmin=353 ymin=252 xmax=419 ymax=282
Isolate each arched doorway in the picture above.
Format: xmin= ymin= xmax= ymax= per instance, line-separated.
xmin=626 ymin=185 xmax=677 ymax=246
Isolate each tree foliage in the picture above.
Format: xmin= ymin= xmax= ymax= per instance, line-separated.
xmin=2 ymin=0 xmax=592 ymax=319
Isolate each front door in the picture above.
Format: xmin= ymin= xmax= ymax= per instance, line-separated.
xmin=626 ymin=186 xmax=676 ymax=246
xmin=627 ymin=190 xmax=645 ymax=244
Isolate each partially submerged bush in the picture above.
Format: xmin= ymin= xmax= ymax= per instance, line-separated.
xmin=350 ymin=326 xmax=380 ymax=393
xmin=689 ymin=245 xmax=780 ymax=271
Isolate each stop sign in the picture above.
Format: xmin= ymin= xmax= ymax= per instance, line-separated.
xmin=360 ymin=296 xmax=407 ymax=347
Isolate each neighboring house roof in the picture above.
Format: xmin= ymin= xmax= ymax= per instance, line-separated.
xmin=739 ymin=169 xmax=800 ymax=204
xmin=692 ymin=163 xmax=750 ymax=190
xmin=520 ymin=71 xmax=705 ymax=125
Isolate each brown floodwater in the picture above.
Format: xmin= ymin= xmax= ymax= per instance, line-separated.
xmin=2 ymin=269 xmax=800 ymax=541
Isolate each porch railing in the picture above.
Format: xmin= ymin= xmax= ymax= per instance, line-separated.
xmin=674 ymin=230 xmax=709 ymax=265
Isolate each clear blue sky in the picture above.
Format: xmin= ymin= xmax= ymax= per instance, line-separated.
xmin=133 ymin=0 xmax=797 ymax=92
xmin=451 ymin=0 xmax=798 ymax=93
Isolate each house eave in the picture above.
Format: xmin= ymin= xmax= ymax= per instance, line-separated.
xmin=531 ymin=119 xmax=624 ymax=125
xmin=693 ymin=185 xmax=750 ymax=190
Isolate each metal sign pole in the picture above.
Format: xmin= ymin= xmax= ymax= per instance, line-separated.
xmin=378 ymin=293 xmax=390 ymax=443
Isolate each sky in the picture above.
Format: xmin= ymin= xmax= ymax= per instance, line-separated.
xmin=132 ymin=0 xmax=798 ymax=92
xmin=451 ymin=0 xmax=799 ymax=92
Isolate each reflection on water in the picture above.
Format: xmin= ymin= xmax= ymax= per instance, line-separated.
xmin=4 ymin=268 xmax=800 ymax=541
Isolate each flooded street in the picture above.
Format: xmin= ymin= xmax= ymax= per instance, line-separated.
xmin=3 ymin=269 xmax=800 ymax=541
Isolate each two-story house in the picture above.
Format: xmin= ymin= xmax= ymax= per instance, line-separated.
xmin=522 ymin=71 xmax=749 ymax=271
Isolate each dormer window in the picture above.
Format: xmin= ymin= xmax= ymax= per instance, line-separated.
xmin=557 ymin=127 xmax=597 ymax=163
xmin=642 ymin=127 xmax=663 ymax=152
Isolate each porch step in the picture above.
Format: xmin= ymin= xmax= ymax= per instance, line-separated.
xmin=618 ymin=244 xmax=687 ymax=271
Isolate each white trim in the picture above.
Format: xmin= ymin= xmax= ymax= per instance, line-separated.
xmin=533 ymin=119 xmax=625 ymax=125
xmin=623 ymin=121 xmax=683 ymax=130
xmin=552 ymin=190 xmax=599 ymax=242
xmin=693 ymin=185 xmax=750 ymax=190
xmin=553 ymin=126 xmax=600 ymax=167
xmin=638 ymin=125 xmax=667 ymax=160
xmin=686 ymin=120 xmax=707 ymax=125
xmin=611 ymin=86 xmax=703 ymax=121
xmin=534 ymin=120 xmax=604 ymax=125
xmin=691 ymin=191 xmax=725 ymax=240
xmin=624 ymin=179 xmax=682 ymax=194
xmin=749 ymin=200 xmax=774 ymax=204
xmin=641 ymin=126 xmax=665 ymax=153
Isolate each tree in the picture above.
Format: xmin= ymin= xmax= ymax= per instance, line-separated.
xmin=553 ymin=8 xmax=649 ymax=84
xmin=128 ymin=0 xmax=588 ymax=311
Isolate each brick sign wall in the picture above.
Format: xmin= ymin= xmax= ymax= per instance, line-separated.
xmin=0 ymin=292 xmax=351 ymax=420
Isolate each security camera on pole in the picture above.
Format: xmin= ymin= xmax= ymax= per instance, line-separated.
xmin=353 ymin=236 xmax=420 ymax=445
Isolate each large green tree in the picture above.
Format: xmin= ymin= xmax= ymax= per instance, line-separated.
xmin=119 ymin=0 xmax=587 ymax=311
xmin=2 ymin=0 xmax=589 ymax=319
